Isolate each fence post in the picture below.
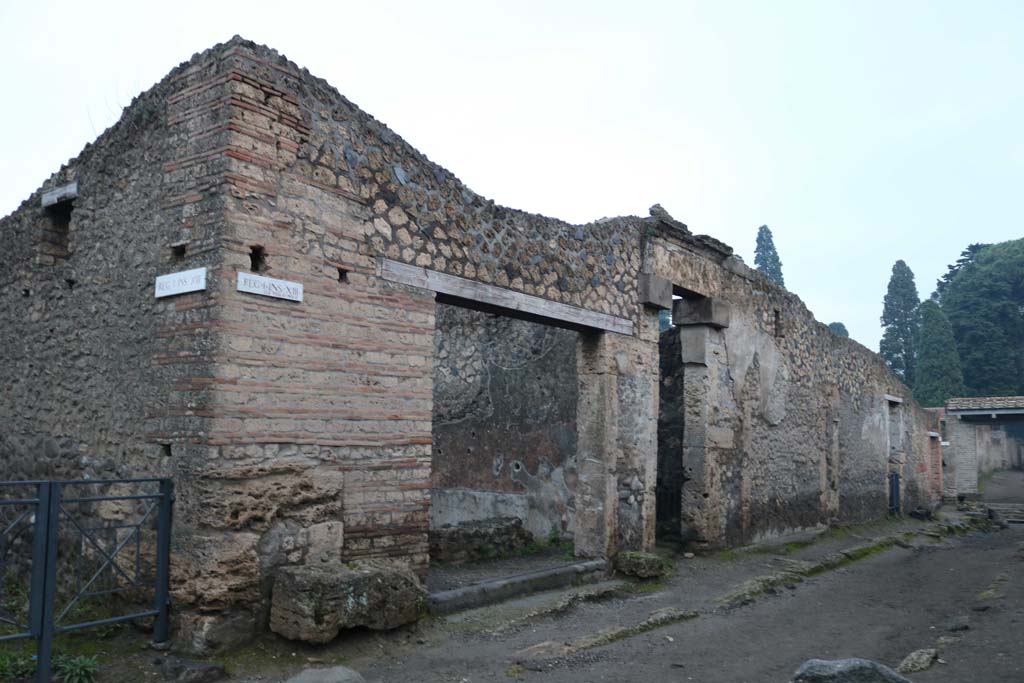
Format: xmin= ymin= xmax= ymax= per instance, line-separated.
xmin=35 ymin=481 xmax=61 ymax=683
xmin=28 ymin=483 xmax=50 ymax=639
xmin=151 ymin=478 xmax=173 ymax=647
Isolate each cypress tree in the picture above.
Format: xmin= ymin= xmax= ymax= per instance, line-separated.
xmin=754 ymin=225 xmax=785 ymax=286
xmin=879 ymin=260 xmax=920 ymax=387
xmin=913 ymin=300 xmax=965 ymax=406
xmin=827 ymin=322 xmax=849 ymax=338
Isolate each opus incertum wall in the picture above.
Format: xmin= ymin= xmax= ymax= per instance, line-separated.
xmin=0 ymin=36 xmax=942 ymax=650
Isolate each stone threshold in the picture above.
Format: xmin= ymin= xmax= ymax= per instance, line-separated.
xmin=427 ymin=559 xmax=608 ymax=615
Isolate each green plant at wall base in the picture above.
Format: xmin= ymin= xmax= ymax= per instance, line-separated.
xmin=53 ymin=653 xmax=99 ymax=683
xmin=0 ymin=650 xmax=36 ymax=680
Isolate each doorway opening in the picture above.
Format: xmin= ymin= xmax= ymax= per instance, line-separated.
xmin=427 ymin=298 xmax=582 ymax=594
xmin=656 ymin=292 xmax=696 ymax=543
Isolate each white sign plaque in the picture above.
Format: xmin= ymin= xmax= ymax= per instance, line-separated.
xmin=155 ymin=267 xmax=207 ymax=298
xmin=236 ymin=272 xmax=303 ymax=302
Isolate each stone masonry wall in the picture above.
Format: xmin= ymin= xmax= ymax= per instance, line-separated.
xmin=431 ymin=304 xmax=579 ymax=542
xmin=0 ymin=44 xmax=230 ymax=482
xmin=0 ymin=44 xmax=237 ymax=645
xmin=650 ymin=238 xmax=942 ymax=546
xmin=211 ymin=40 xmax=647 ymax=324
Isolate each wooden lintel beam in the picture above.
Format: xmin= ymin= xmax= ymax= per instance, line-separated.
xmin=378 ymin=258 xmax=634 ymax=336
xmin=41 ymin=181 xmax=78 ymax=208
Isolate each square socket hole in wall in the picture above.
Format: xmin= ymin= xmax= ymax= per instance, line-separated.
xmin=249 ymin=245 xmax=266 ymax=272
xmin=40 ymin=202 xmax=73 ymax=259
xmin=337 ymin=267 xmax=349 ymax=283
xmin=171 ymin=241 xmax=188 ymax=260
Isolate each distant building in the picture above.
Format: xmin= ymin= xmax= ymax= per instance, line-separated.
xmin=944 ymin=397 xmax=1024 ymax=498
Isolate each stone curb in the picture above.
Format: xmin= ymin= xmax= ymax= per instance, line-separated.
xmin=428 ymin=559 xmax=608 ymax=615
xmin=508 ymin=519 xmax=984 ymax=666
xmin=720 ymin=518 xmax=984 ymax=608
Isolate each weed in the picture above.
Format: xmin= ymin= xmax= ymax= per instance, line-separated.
xmin=54 ymin=653 xmax=99 ymax=683
xmin=0 ymin=651 xmax=100 ymax=682
xmin=0 ymin=650 xmax=35 ymax=680
xmin=619 ymin=580 xmax=667 ymax=595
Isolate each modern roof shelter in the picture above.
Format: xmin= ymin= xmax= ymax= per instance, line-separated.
xmin=945 ymin=397 xmax=1024 ymax=498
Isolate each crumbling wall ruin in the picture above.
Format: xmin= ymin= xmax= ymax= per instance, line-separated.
xmin=0 ymin=36 xmax=947 ymax=652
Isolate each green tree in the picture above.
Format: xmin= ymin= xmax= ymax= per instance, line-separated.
xmin=913 ymin=300 xmax=965 ymax=406
xmin=934 ymin=243 xmax=990 ymax=302
xmin=879 ymin=260 xmax=920 ymax=387
xmin=754 ymin=225 xmax=785 ymax=286
xmin=941 ymin=239 xmax=1024 ymax=396
xmin=827 ymin=322 xmax=849 ymax=338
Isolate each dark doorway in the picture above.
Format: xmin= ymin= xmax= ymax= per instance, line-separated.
xmin=656 ymin=324 xmax=686 ymax=540
xmin=889 ymin=472 xmax=901 ymax=515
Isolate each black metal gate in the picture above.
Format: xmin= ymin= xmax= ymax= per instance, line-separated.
xmin=0 ymin=479 xmax=173 ymax=682
xmin=888 ymin=472 xmax=901 ymax=515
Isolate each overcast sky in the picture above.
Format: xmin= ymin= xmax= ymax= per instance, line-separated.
xmin=2 ymin=1 xmax=1021 ymax=348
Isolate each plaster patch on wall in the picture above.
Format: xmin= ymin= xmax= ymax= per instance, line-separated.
xmin=723 ymin=316 xmax=785 ymax=423
xmin=861 ymin=403 xmax=888 ymax=454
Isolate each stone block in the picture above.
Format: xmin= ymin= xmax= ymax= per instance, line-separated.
xmin=791 ymin=658 xmax=910 ymax=682
xmin=674 ymin=297 xmax=730 ymax=329
xmin=270 ymin=562 xmax=425 ymax=644
xmin=176 ymin=609 xmax=257 ymax=655
xmin=155 ymin=657 xmax=227 ymax=682
xmin=679 ymin=326 xmax=709 ymax=365
xmin=896 ymin=648 xmax=937 ymax=674
xmin=614 ymin=550 xmax=671 ymax=578
xmin=639 ymin=272 xmax=672 ymax=310
xmin=428 ymin=517 xmax=535 ymax=564
xmin=707 ymin=426 xmax=736 ymax=449
xmin=286 ymin=666 xmax=366 ymax=683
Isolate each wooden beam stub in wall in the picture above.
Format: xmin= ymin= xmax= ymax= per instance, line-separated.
xmin=41 ymin=182 xmax=78 ymax=208
xmin=378 ymin=258 xmax=634 ymax=336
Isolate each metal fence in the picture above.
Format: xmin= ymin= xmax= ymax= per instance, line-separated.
xmin=0 ymin=478 xmax=173 ymax=682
